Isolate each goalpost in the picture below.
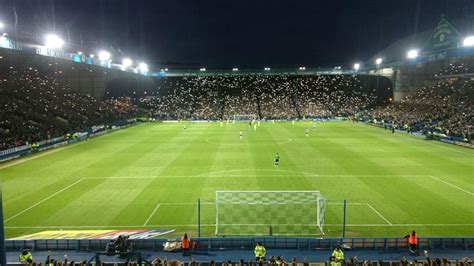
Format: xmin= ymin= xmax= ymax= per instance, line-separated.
xmin=215 ymin=191 xmax=326 ymax=236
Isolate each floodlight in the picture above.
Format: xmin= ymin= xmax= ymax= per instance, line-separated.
xmin=264 ymin=67 xmax=270 ymax=71
xmin=164 ymin=68 xmax=168 ymax=71
xmin=407 ymin=49 xmax=419 ymax=59
xmin=77 ymin=51 xmax=83 ymax=55
xmin=299 ymin=66 xmax=306 ymax=70
xmin=200 ymin=68 xmax=206 ymax=71
xmin=353 ymin=63 xmax=360 ymax=70
xmin=232 ymin=68 xmax=239 ymax=71
xmin=98 ymin=50 xmax=111 ymax=61
xmin=44 ymin=34 xmax=64 ymax=49
xmin=0 ymin=22 xmax=4 ymax=29
xmin=90 ymin=54 xmax=95 ymax=58
xmin=463 ymin=36 xmax=474 ymax=47
xmin=375 ymin=58 xmax=383 ymax=65
xmin=139 ymin=62 xmax=149 ymax=72
xmin=122 ymin=58 xmax=132 ymax=68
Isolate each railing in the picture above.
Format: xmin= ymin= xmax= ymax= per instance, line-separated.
xmin=6 ymin=237 xmax=473 ymax=252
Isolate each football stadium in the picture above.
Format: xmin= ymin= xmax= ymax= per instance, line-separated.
xmin=0 ymin=1 xmax=473 ymax=265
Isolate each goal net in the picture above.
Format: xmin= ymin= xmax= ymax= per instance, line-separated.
xmin=215 ymin=191 xmax=326 ymax=236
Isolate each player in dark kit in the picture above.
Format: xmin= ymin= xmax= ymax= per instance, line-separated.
xmin=274 ymin=152 xmax=280 ymax=166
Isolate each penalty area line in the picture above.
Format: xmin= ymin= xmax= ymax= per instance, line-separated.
xmin=428 ymin=175 xmax=474 ymax=196
xmin=143 ymin=204 xmax=161 ymax=226
xmin=5 ymin=223 xmax=474 ymax=229
xmin=4 ymin=178 xmax=86 ymax=223
xmin=366 ymin=203 xmax=392 ymax=225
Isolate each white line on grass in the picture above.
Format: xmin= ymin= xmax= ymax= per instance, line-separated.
xmin=87 ymin=176 xmax=157 ymax=179
xmin=143 ymin=204 xmax=161 ymax=226
xmin=366 ymin=203 xmax=393 ymax=225
xmin=361 ymin=123 xmax=473 ymax=156
xmin=327 ymin=202 xmax=367 ymax=205
xmin=198 ymin=169 xmax=320 ymax=177
xmin=0 ymin=141 xmax=89 ymax=170
xmin=4 ymin=178 xmax=85 ymax=223
xmin=428 ymin=175 xmax=474 ymax=196
xmin=6 ymin=223 xmax=474 ymax=229
xmin=0 ymin=127 xmax=132 ymax=170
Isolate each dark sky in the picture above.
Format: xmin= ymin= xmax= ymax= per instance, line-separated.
xmin=1 ymin=0 xmax=474 ymax=69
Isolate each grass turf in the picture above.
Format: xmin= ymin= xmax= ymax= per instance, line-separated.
xmin=0 ymin=121 xmax=473 ymax=238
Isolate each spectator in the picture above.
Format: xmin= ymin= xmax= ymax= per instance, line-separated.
xmin=181 ymin=233 xmax=190 ymax=256
xmin=331 ymin=246 xmax=344 ymax=266
xmin=254 ymin=242 xmax=266 ymax=262
xmin=19 ymin=250 xmax=33 ymax=264
xmin=404 ymin=230 xmax=419 ymax=256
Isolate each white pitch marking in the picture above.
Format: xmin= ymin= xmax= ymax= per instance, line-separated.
xmin=327 ymin=202 xmax=367 ymax=205
xmin=6 ymin=223 xmax=474 ymax=230
xmin=366 ymin=203 xmax=393 ymax=225
xmin=205 ymin=137 xmax=292 ymax=145
xmin=87 ymin=176 xmax=157 ymax=179
xmin=198 ymin=169 xmax=320 ymax=177
xmin=428 ymin=175 xmax=474 ymax=196
xmin=0 ymin=126 xmax=131 ymax=170
xmin=361 ymin=123 xmax=473 ymax=156
xmin=143 ymin=204 xmax=161 ymax=226
xmin=0 ymin=142 xmax=88 ymax=170
xmin=4 ymin=178 xmax=85 ymax=223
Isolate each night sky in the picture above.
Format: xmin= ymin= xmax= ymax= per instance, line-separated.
xmin=1 ymin=0 xmax=474 ymax=69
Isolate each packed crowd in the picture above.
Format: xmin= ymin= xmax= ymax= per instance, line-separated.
xmin=437 ymin=57 xmax=474 ymax=77
xmin=0 ymin=68 xmax=138 ymax=150
xmin=2 ymin=63 xmax=472 ymax=150
xmin=364 ymin=77 xmax=473 ymax=140
xmin=18 ymin=246 xmax=473 ymax=266
xmin=136 ymin=75 xmax=380 ymax=120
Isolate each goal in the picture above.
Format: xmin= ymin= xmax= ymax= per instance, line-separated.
xmin=215 ymin=191 xmax=326 ymax=236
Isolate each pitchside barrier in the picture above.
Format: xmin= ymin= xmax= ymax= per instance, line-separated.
xmin=5 ymin=237 xmax=473 ymax=252
xmin=0 ymin=119 xmax=138 ymax=162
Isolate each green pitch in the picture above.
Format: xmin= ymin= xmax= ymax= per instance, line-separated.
xmin=1 ymin=121 xmax=473 ymax=238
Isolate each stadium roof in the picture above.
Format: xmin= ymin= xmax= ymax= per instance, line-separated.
xmin=367 ymin=15 xmax=474 ymax=65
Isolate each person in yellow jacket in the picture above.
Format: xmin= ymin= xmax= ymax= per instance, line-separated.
xmin=254 ymin=242 xmax=266 ymax=262
xmin=331 ymin=246 xmax=344 ymax=265
xmin=19 ymin=250 xmax=33 ymax=264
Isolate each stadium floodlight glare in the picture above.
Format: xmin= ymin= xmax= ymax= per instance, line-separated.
xmin=264 ymin=67 xmax=271 ymax=71
xmin=139 ymin=62 xmax=149 ymax=73
xmin=299 ymin=66 xmax=306 ymax=70
xmin=375 ymin=58 xmax=383 ymax=65
xmin=98 ymin=50 xmax=111 ymax=61
xmin=200 ymin=68 xmax=206 ymax=72
xmin=463 ymin=36 xmax=474 ymax=47
xmin=44 ymin=34 xmax=64 ymax=49
xmin=232 ymin=68 xmax=239 ymax=71
xmin=122 ymin=58 xmax=133 ymax=68
xmin=353 ymin=63 xmax=360 ymax=70
xmin=164 ymin=68 xmax=168 ymax=71
xmin=407 ymin=49 xmax=419 ymax=59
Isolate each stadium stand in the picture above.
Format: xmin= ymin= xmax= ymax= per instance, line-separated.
xmin=133 ymin=75 xmax=385 ymax=121
xmin=362 ymin=73 xmax=473 ymax=141
xmin=0 ymin=67 xmax=140 ymax=150
xmin=1 ymin=64 xmax=472 ymax=150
